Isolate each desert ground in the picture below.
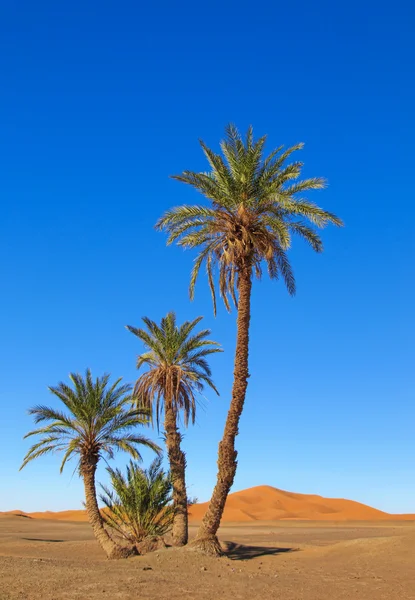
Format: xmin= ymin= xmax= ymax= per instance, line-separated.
xmin=1 ymin=515 xmax=414 ymax=599
xmin=2 ymin=486 xmax=414 ymax=599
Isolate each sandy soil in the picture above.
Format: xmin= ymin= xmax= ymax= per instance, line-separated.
xmin=1 ymin=514 xmax=414 ymax=599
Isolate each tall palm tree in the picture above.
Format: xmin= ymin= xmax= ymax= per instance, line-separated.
xmin=156 ymin=124 xmax=343 ymax=554
xmin=126 ymin=312 xmax=222 ymax=546
xmin=20 ymin=369 xmax=161 ymax=559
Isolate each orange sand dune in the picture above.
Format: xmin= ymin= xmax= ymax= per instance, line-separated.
xmin=0 ymin=509 xmax=89 ymax=522
xmin=29 ymin=510 xmax=89 ymax=522
xmin=2 ymin=485 xmax=414 ymax=522
xmin=188 ymin=485 xmax=414 ymax=522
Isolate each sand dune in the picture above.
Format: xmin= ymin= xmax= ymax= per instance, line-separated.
xmin=188 ymin=485 xmax=414 ymax=522
xmin=0 ymin=509 xmax=89 ymax=522
xmin=2 ymin=485 xmax=414 ymax=522
xmin=28 ymin=510 xmax=89 ymax=521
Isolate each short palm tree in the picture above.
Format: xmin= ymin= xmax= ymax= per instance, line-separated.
xmin=20 ymin=369 xmax=161 ymax=559
xmin=126 ymin=312 xmax=222 ymax=546
xmin=100 ymin=456 xmax=174 ymax=546
xmin=157 ymin=124 xmax=343 ymax=554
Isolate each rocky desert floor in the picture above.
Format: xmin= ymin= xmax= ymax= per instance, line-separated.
xmin=0 ymin=515 xmax=414 ymax=599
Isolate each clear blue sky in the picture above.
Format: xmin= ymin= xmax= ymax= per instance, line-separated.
xmin=1 ymin=0 xmax=414 ymax=514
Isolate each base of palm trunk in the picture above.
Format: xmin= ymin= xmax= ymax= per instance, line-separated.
xmin=187 ymin=534 xmax=223 ymax=556
xmin=107 ymin=544 xmax=138 ymax=560
xmin=135 ymin=536 xmax=167 ymax=555
xmin=171 ymin=520 xmax=187 ymax=546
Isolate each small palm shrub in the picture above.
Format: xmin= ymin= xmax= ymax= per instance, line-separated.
xmin=100 ymin=457 xmax=174 ymax=545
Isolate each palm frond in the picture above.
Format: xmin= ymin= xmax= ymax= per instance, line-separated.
xmin=100 ymin=457 xmax=174 ymax=543
xmin=21 ymin=371 xmax=160 ymax=475
xmin=157 ymin=124 xmax=342 ymax=309
xmin=127 ymin=313 xmax=222 ymax=430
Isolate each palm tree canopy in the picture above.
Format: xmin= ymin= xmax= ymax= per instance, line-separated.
xmin=20 ymin=369 xmax=161 ymax=473
xmin=100 ymin=457 xmax=174 ymax=542
xmin=156 ymin=124 xmax=343 ymax=313
xmin=126 ymin=312 xmax=222 ymax=428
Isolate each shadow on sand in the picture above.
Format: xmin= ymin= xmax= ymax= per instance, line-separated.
xmin=223 ymin=541 xmax=299 ymax=561
xmin=23 ymin=538 xmax=65 ymax=543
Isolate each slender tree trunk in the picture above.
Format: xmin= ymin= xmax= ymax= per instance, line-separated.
xmin=81 ymin=457 xmax=136 ymax=559
xmin=190 ymin=268 xmax=252 ymax=555
xmin=164 ymin=398 xmax=188 ymax=546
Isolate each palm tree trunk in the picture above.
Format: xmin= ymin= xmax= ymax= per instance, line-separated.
xmin=164 ymin=399 xmax=188 ymax=546
xmin=190 ymin=268 xmax=252 ymax=555
xmin=81 ymin=457 xmax=135 ymax=559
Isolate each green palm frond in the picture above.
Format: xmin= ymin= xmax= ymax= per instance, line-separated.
xmin=127 ymin=313 xmax=222 ymax=430
xmin=156 ymin=124 xmax=343 ymax=313
xmin=100 ymin=457 xmax=174 ymax=543
xmin=20 ymin=369 xmax=161 ymax=475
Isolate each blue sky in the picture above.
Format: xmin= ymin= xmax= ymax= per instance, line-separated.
xmin=1 ymin=0 xmax=414 ymax=514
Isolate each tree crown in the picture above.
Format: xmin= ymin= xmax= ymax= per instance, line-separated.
xmin=126 ymin=312 xmax=222 ymax=428
xmin=157 ymin=124 xmax=343 ymax=313
xmin=20 ymin=369 xmax=161 ymax=474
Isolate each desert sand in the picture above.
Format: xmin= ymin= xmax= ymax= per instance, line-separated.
xmin=0 ymin=513 xmax=414 ymax=599
xmin=3 ymin=485 xmax=414 ymax=523
xmin=1 ymin=487 xmax=414 ymax=599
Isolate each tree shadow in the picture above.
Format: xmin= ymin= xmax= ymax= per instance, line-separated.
xmin=23 ymin=538 xmax=65 ymax=543
xmin=223 ymin=541 xmax=299 ymax=561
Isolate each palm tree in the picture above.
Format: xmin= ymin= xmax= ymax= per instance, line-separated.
xmin=20 ymin=369 xmax=161 ymax=559
xmin=100 ymin=456 xmax=174 ymax=546
xmin=126 ymin=312 xmax=222 ymax=546
xmin=156 ymin=124 xmax=343 ymax=554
